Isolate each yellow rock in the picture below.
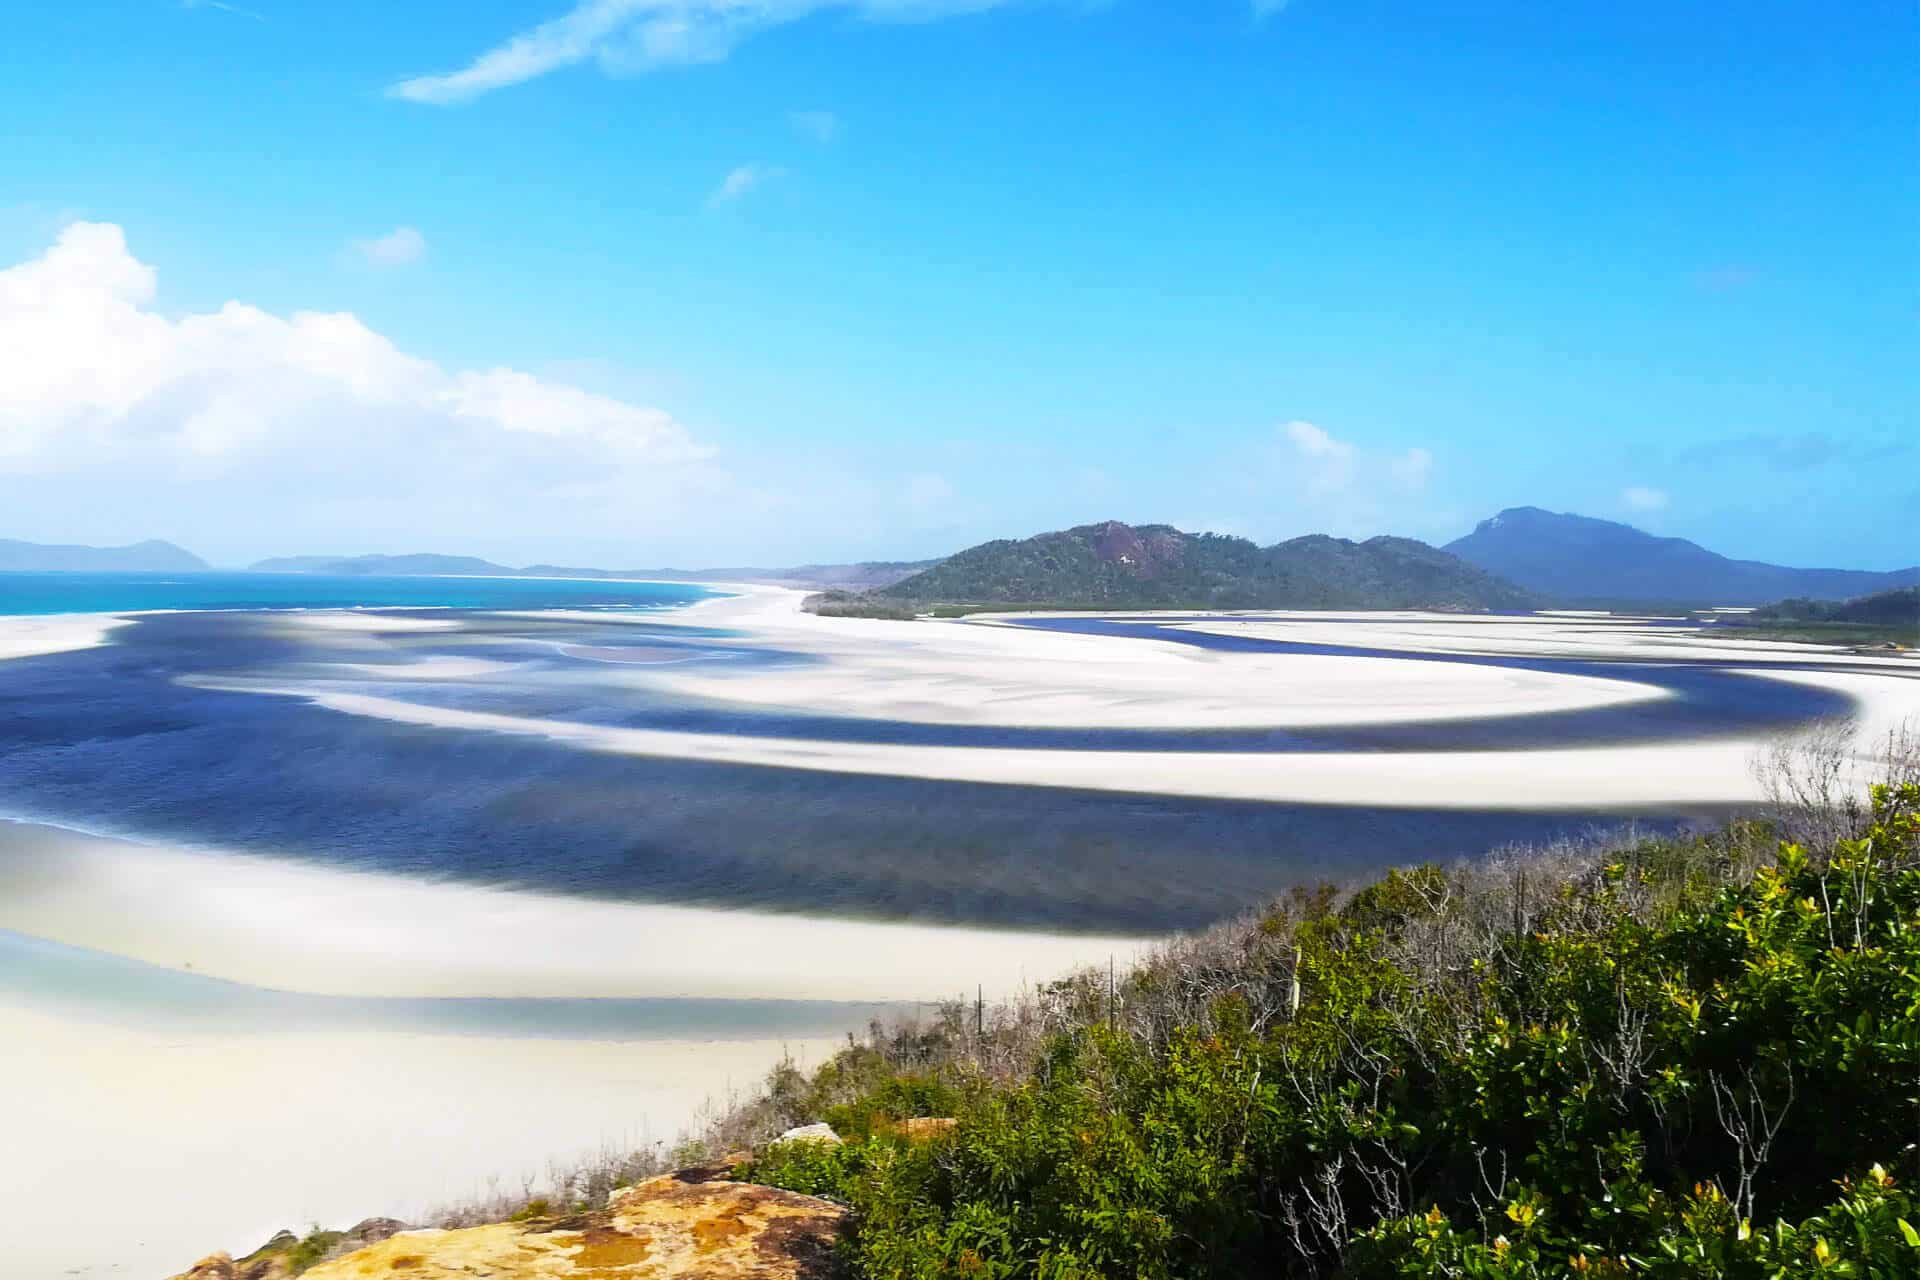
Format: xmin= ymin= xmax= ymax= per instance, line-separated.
xmin=299 ymin=1167 xmax=845 ymax=1279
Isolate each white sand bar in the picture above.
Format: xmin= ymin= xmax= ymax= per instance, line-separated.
xmin=186 ymin=659 xmax=1920 ymax=813
xmin=0 ymin=820 xmax=1144 ymax=1001
xmin=629 ymin=590 xmax=1669 ymax=729
xmin=0 ymin=613 xmax=129 ymax=661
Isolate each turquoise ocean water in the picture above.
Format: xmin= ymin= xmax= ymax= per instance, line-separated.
xmin=0 ymin=570 xmax=716 ymax=615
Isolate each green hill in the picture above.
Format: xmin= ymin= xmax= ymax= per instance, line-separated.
xmin=878 ymin=520 xmax=1536 ymax=611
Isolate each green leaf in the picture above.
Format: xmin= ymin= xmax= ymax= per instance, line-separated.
xmin=1898 ymin=1217 xmax=1920 ymax=1248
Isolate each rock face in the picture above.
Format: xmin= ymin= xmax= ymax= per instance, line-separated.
xmin=295 ymin=1165 xmax=845 ymax=1279
xmin=168 ymin=1218 xmax=412 ymax=1280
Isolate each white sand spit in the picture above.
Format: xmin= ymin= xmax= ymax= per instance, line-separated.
xmin=0 ymin=613 xmax=129 ymax=661
xmin=0 ymin=820 xmax=1144 ymax=1001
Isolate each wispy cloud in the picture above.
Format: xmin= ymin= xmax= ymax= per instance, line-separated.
xmin=789 ymin=109 xmax=841 ymax=144
xmin=1259 ymin=421 xmax=1443 ymax=538
xmin=1250 ymin=0 xmax=1291 ymax=18
xmin=708 ymin=164 xmax=782 ymax=207
xmin=1676 ymin=430 xmax=1907 ymax=472
xmin=350 ymin=226 xmax=427 ymax=267
xmin=391 ymin=0 xmax=1057 ymax=104
xmin=183 ymin=0 xmax=265 ymax=20
xmin=1622 ymin=485 xmax=1670 ymax=513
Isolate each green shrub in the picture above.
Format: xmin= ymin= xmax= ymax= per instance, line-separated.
xmin=744 ymin=786 xmax=1920 ymax=1278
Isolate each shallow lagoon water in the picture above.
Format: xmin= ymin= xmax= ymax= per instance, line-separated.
xmin=0 ymin=607 xmax=1741 ymax=933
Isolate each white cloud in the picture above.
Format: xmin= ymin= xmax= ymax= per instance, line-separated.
xmin=790 ymin=109 xmax=840 ymax=143
xmin=708 ymin=163 xmax=781 ymax=206
xmin=351 ymin=226 xmax=427 ymax=267
xmin=1282 ymin=419 xmax=1356 ymax=494
xmin=0 ymin=222 xmax=714 ymax=559
xmin=389 ymin=0 xmax=1060 ymax=104
xmin=1282 ymin=421 xmax=1432 ymax=496
xmin=1622 ymin=485 xmax=1670 ymax=512
xmin=1264 ymin=421 xmax=1441 ymax=538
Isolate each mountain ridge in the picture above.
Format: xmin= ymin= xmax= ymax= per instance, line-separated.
xmin=0 ymin=537 xmax=209 ymax=573
xmin=1446 ymin=506 xmax=1920 ymax=605
xmin=246 ymin=553 xmax=935 ymax=591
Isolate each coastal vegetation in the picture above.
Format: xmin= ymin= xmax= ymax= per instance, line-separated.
xmin=804 ymin=590 xmax=921 ymax=620
xmin=719 ymin=784 xmax=1920 ymax=1277
xmin=1719 ymin=587 xmax=1919 ymax=649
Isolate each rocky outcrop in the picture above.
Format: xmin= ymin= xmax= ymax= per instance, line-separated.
xmin=279 ymin=1163 xmax=845 ymax=1279
xmin=170 ymin=1219 xmax=409 ymax=1280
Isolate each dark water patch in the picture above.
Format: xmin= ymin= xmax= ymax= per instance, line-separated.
xmin=0 ymin=678 xmax=1718 ymax=933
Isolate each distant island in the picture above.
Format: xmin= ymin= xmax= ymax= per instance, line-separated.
xmin=247 ymin=552 xmax=932 ymax=591
xmin=813 ymin=520 xmax=1540 ymax=615
xmin=0 ymin=537 xmax=209 ymax=573
xmin=1447 ymin=506 xmax=1920 ymax=606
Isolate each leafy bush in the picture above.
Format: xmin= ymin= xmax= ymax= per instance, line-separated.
xmin=749 ymin=786 xmax=1920 ymax=1278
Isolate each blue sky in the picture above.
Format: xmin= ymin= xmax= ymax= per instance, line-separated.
xmin=0 ymin=0 xmax=1911 ymax=568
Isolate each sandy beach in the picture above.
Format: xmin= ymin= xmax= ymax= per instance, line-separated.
xmin=0 ymin=1001 xmax=847 ymax=1280
xmin=0 ymin=815 xmax=1138 ymax=1279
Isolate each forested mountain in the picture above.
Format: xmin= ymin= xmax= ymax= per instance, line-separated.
xmin=0 ymin=537 xmax=209 ymax=572
xmin=1447 ymin=507 xmax=1920 ymax=605
xmin=878 ymin=520 xmax=1536 ymax=610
